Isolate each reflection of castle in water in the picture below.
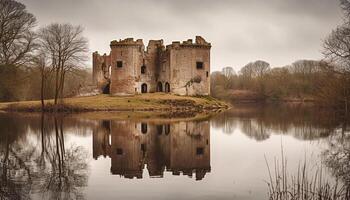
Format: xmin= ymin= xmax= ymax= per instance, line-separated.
xmin=93 ymin=120 xmax=210 ymax=180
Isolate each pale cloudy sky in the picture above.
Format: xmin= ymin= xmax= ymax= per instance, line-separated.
xmin=20 ymin=0 xmax=344 ymax=72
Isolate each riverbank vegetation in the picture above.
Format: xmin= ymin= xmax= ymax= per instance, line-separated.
xmin=265 ymin=152 xmax=350 ymax=200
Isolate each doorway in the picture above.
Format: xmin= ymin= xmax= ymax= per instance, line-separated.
xmin=157 ymin=82 xmax=163 ymax=92
xmin=141 ymin=83 xmax=148 ymax=93
xmin=165 ymin=82 xmax=170 ymax=93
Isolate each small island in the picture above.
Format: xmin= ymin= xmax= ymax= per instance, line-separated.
xmin=0 ymin=36 xmax=228 ymax=114
xmin=0 ymin=93 xmax=227 ymax=113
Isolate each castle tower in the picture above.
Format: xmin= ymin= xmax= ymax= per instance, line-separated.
xmin=160 ymin=36 xmax=211 ymax=95
xmin=109 ymin=38 xmax=144 ymax=95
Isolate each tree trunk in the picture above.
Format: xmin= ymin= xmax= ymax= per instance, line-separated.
xmin=40 ymin=68 xmax=45 ymax=110
xmin=41 ymin=113 xmax=45 ymax=157
xmin=54 ymin=67 xmax=60 ymax=105
xmin=345 ymin=98 xmax=348 ymax=116
xmin=58 ymin=70 xmax=66 ymax=104
xmin=54 ymin=117 xmax=62 ymax=187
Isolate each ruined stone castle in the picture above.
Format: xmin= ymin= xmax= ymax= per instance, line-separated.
xmin=92 ymin=36 xmax=211 ymax=96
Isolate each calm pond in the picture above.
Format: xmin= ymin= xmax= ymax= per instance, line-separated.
xmin=0 ymin=104 xmax=349 ymax=200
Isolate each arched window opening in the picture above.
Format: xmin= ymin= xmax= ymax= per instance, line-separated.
xmin=102 ymin=83 xmax=110 ymax=94
xmin=165 ymin=82 xmax=170 ymax=93
xmin=157 ymin=82 xmax=163 ymax=92
xmin=141 ymin=65 xmax=146 ymax=74
xmin=141 ymin=83 xmax=148 ymax=93
xmin=141 ymin=123 xmax=147 ymax=134
xmin=164 ymin=124 xmax=170 ymax=135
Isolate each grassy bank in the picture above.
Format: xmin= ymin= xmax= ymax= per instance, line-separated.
xmin=0 ymin=93 xmax=228 ymax=113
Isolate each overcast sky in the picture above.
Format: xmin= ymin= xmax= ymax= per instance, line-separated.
xmin=20 ymin=0 xmax=343 ymax=72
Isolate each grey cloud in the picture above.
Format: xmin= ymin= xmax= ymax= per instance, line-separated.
xmin=19 ymin=0 xmax=343 ymax=71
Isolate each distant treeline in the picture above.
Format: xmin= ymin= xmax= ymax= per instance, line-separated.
xmin=211 ymin=60 xmax=347 ymax=105
xmin=211 ymin=0 xmax=350 ymax=113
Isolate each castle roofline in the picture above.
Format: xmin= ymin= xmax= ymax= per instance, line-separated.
xmin=109 ymin=36 xmax=210 ymax=49
xmin=166 ymin=36 xmax=211 ymax=50
xmin=110 ymin=38 xmax=144 ymax=47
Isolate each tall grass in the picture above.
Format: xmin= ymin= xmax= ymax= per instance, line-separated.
xmin=264 ymin=147 xmax=350 ymax=200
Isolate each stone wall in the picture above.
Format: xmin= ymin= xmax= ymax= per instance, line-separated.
xmin=92 ymin=52 xmax=111 ymax=93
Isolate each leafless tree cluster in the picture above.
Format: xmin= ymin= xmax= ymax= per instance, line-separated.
xmin=211 ymin=60 xmax=328 ymax=102
xmin=241 ymin=60 xmax=270 ymax=78
xmin=0 ymin=0 xmax=89 ymax=108
xmin=38 ymin=24 xmax=88 ymax=105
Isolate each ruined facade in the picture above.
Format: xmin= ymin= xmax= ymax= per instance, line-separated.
xmin=92 ymin=36 xmax=211 ymax=96
xmin=93 ymin=120 xmax=211 ymax=180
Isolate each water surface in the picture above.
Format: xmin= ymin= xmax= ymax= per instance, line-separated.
xmin=0 ymin=104 xmax=349 ymax=200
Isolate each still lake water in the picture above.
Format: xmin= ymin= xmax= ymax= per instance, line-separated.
xmin=0 ymin=104 xmax=349 ymax=200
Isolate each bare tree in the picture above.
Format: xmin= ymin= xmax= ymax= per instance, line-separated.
xmin=32 ymin=53 xmax=52 ymax=109
xmin=0 ymin=0 xmax=37 ymax=66
xmin=240 ymin=60 xmax=270 ymax=78
xmin=38 ymin=23 xmax=88 ymax=105
xmin=322 ymin=0 xmax=350 ymax=113
xmin=221 ymin=67 xmax=236 ymax=89
xmin=222 ymin=66 xmax=235 ymax=78
xmin=323 ymin=25 xmax=350 ymax=75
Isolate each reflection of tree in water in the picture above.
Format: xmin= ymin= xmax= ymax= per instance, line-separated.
xmin=210 ymin=112 xmax=237 ymax=134
xmin=212 ymin=104 xmax=347 ymax=141
xmin=0 ymin=114 xmax=35 ymax=200
xmin=323 ymin=125 xmax=350 ymax=188
xmin=241 ymin=119 xmax=270 ymax=141
xmin=33 ymin=115 xmax=88 ymax=200
xmin=0 ymin=114 xmax=89 ymax=200
xmin=0 ymin=144 xmax=34 ymax=200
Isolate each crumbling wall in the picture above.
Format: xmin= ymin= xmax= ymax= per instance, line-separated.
xmin=92 ymin=52 xmax=111 ymax=93
xmin=141 ymin=40 xmax=164 ymax=93
xmin=158 ymin=49 xmax=171 ymax=92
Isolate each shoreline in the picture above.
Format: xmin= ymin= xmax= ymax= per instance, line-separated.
xmin=0 ymin=93 xmax=229 ymax=114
